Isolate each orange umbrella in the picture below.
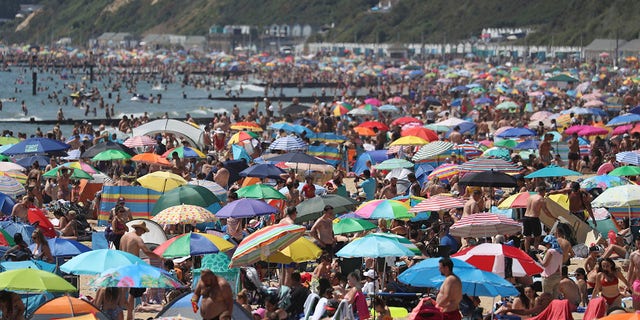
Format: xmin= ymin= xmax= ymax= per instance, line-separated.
xmin=354 ymin=126 xmax=376 ymax=136
xmin=131 ymin=153 xmax=171 ymax=166
xmin=230 ymin=121 xmax=263 ymax=132
xmin=242 ymin=177 xmax=261 ymax=187
xmin=401 ymin=127 xmax=438 ymax=142
xmin=600 ymin=312 xmax=640 ymax=320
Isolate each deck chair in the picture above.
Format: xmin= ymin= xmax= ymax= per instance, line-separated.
xmin=332 ymin=299 xmax=354 ymax=320
xmin=301 ymin=293 xmax=320 ymax=320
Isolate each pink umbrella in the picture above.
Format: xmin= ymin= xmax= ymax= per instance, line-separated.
xmin=527 ymin=91 xmax=544 ymax=97
xmin=449 ymin=213 xmax=522 ymax=238
xmin=584 ymin=100 xmax=604 ymax=107
xmin=364 ymin=98 xmax=382 ymax=107
xmin=564 ymin=125 xmax=590 ymax=135
xmin=388 ymin=96 xmax=406 ymax=104
xmin=124 ymin=135 xmax=157 ymax=148
xmin=530 ymin=111 xmax=553 ymax=121
xmin=409 ymin=195 xmax=467 ymax=213
xmin=597 ymin=162 xmax=615 ymax=175
xmin=612 ymin=125 xmax=632 ymax=135
xmin=578 ymin=126 xmax=609 ymax=136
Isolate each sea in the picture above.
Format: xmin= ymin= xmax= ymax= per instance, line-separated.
xmin=0 ymin=66 xmax=359 ymax=137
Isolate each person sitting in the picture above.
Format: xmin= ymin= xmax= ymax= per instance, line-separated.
xmin=58 ymin=210 xmax=78 ymax=238
xmin=31 ymin=229 xmax=54 ymax=263
xmin=372 ymin=296 xmax=392 ymax=320
xmin=2 ymin=233 xmax=31 ymax=261
xmin=94 ymin=287 xmax=125 ymax=320
xmin=311 ymin=283 xmax=334 ymax=320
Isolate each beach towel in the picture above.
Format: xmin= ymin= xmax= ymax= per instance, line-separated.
xmin=582 ymin=297 xmax=606 ymax=320
xmin=529 ymin=300 xmax=573 ymax=320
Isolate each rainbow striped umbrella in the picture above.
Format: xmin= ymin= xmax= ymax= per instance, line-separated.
xmin=453 ymin=144 xmax=482 ymax=159
xmin=230 ymin=224 xmax=306 ymax=268
xmin=354 ymin=199 xmax=413 ymax=220
xmin=153 ymin=232 xmax=234 ymax=257
xmin=409 ymin=195 xmax=467 ymax=213
xmin=0 ymin=176 xmax=26 ymax=197
xmin=427 ymin=163 xmax=460 ymax=181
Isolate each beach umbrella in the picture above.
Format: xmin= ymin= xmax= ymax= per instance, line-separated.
xmin=389 ymin=136 xmax=429 ymax=147
xmin=409 ymin=195 xmax=467 ymax=213
xmin=28 ymin=207 xmax=56 ymax=238
xmin=239 ymin=163 xmax=286 ymax=179
xmin=228 ymin=131 xmax=258 ymax=146
xmin=524 ymin=165 xmax=582 ymax=178
xmin=42 ymin=166 xmax=94 ymax=180
xmin=333 ymin=218 xmax=377 ymax=234
xmin=230 ymin=224 xmax=306 ymax=268
xmin=607 ymin=113 xmax=640 ymax=126
xmin=295 ymin=194 xmax=358 ymax=223
xmin=498 ymin=192 xmax=536 ymax=209
xmin=580 ymin=175 xmax=631 ymax=190
xmin=564 ymin=125 xmax=590 ymax=135
xmin=0 ymin=192 xmax=14 ymax=215
xmin=392 ymin=117 xmax=422 ymax=126
xmin=81 ymin=141 xmax=136 ymax=158
xmin=0 ymin=220 xmax=35 ymax=245
xmin=230 ymin=121 xmax=263 ymax=132
xmin=449 ymin=213 xmax=522 ymax=238
xmin=215 ymin=198 xmax=279 ymax=218
xmin=60 ymin=249 xmax=147 ymax=275
xmin=61 ymin=161 xmax=98 ymax=174
xmin=427 ymin=163 xmax=459 ymax=181
xmin=1 ymin=138 xmax=70 ymax=156
xmin=266 ymin=152 xmax=330 ymax=166
xmin=237 ymin=184 xmax=286 ymax=200
xmin=123 ymin=135 xmax=157 ymax=148
xmin=29 ymin=238 xmax=91 ymax=258
xmin=347 ymin=108 xmax=372 ymax=116
xmin=530 ymin=111 xmax=554 ymax=121
xmin=357 ymin=121 xmax=389 ymax=131
xmin=152 ymin=204 xmax=218 ymax=225
xmin=459 ymin=170 xmax=517 ymax=188
xmin=364 ymin=98 xmax=383 ymax=106
xmin=15 ymin=155 xmax=50 ymax=169
xmin=458 ymin=158 xmax=522 ymax=173
xmin=354 ymin=199 xmax=413 ymax=220
xmin=374 ymin=158 xmax=414 ymax=170
xmin=265 ymin=237 xmax=323 ymax=264
xmin=151 ymin=185 xmax=220 ymax=215
xmin=0 ymin=229 xmax=14 ymax=246
xmin=481 ymin=147 xmax=511 ymax=160
xmin=398 ymin=257 xmax=518 ymax=297
xmin=495 ymin=101 xmax=519 ymax=110
xmin=91 ymin=149 xmax=132 ymax=161
xmin=0 ymin=268 xmax=76 ymax=292
xmin=0 ymin=175 xmax=26 ymax=197
xmin=153 ymin=232 xmax=234 ymax=258
xmin=91 ymin=264 xmax=184 ymax=289
xmin=494 ymin=139 xmax=517 ymax=149
xmin=268 ymin=136 xmax=308 ymax=151
xmin=412 ymin=141 xmax=454 ymax=162
xmin=131 ymin=153 xmax=172 ymax=166
xmin=616 ymin=151 xmax=640 ymax=166
xmin=164 ymin=146 xmax=206 ymax=159
xmin=579 ymin=126 xmax=609 ymax=136
xmin=401 ymin=127 xmax=438 ymax=142
xmin=609 ymin=165 xmax=640 ymax=177
xmin=379 ymin=104 xmax=400 ymax=112
xmin=336 ymin=233 xmax=415 ymax=258
xmin=137 ymin=171 xmax=187 ymax=192
xmin=354 ymin=126 xmax=376 ymax=136
xmin=495 ymin=127 xmax=537 ymax=138
xmin=0 ymin=171 xmax=26 ymax=185
xmin=514 ymin=140 xmax=540 ymax=150
xmin=591 ymin=185 xmax=640 ymax=208
xmin=0 ymin=162 xmax=26 ymax=172
xmin=188 ymin=179 xmax=227 ymax=202
xmin=452 ymin=243 xmax=543 ymax=277
xmin=424 ymin=124 xmax=451 ymax=132
xmin=280 ymin=103 xmax=310 ymax=115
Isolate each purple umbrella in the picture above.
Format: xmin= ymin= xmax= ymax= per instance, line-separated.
xmin=215 ymin=198 xmax=279 ymax=219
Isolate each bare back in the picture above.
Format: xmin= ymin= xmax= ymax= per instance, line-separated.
xmin=524 ymin=194 xmax=544 ymax=218
xmin=119 ymin=232 xmax=145 ymax=256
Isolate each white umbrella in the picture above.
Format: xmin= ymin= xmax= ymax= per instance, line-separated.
xmin=0 ymin=162 xmax=25 ymax=172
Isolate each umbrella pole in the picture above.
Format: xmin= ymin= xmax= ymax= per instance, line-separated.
xmin=491 ymin=297 xmax=495 ymax=320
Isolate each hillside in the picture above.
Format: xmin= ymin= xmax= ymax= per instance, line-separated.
xmin=1 ymin=0 xmax=640 ymax=47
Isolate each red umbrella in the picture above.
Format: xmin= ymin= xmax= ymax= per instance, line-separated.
xmin=452 ymin=243 xmax=543 ymax=277
xmin=409 ymin=195 xmax=467 ymax=213
xmin=28 ymin=208 xmax=56 ymax=238
xmin=392 ymin=117 xmax=423 ymax=126
xmin=357 ymin=121 xmax=389 ymax=131
xmin=402 ymin=127 xmax=438 ymax=142
xmin=449 ymin=213 xmax=522 ymax=238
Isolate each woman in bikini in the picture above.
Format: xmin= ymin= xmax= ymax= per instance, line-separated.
xmin=94 ymin=287 xmax=125 ymax=320
xmin=592 ymin=257 xmax=629 ymax=307
xmin=31 ymin=229 xmax=53 ymax=263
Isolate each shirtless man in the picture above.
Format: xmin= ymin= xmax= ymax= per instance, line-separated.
xmin=192 ymin=269 xmax=234 ymax=320
xmin=448 ymin=126 xmax=463 ymax=144
xmin=549 ymin=182 xmax=596 ymax=227
xmin=558 ymin=267 xmax=580 ymax=311
xmin=11 ymin=196 xmax=33 ymax=223
xmin=462 ymin=190 xmax=482 ymax=217
xmin=280 ymin=206 xmax=297 ymax=225
xmin=523 ymin=186 xmax=553 ymax=253
xmin=119 ymin=221 xmax=162 ymax=320
xmin=626 ymin=237 xmax=640 ymax=309
xmin=436 ymin=257 xmax=462 ymax=320
xmin=539 ymin=133 xmax=553 ymax=166
xmin=380 ymin=177 xmax=398 ymax=199
xmin=310 ymin=205 xmax=336 ymax=256
xmin=214 ymin=162 xmax=230 ymax=189
xmin=567 ymin=133 xmax=580 ymax=171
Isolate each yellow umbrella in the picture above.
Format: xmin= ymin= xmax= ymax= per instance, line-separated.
xmin=137 ymin=171 xmax=187 ymax=193
xmin=548 ymin=194 xmax=570 ymax=211
xmin=389 ymin=136 xmax=429 ymax=147
xmin=0 ymin=171 xmax=27 ymax=185
xmin=265 ymin=237 xmax=322 ymax=264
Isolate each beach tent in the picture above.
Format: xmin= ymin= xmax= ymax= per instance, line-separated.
xmin=30 ymin=296 xmax=110 ymax=320
xmin=125 ymin=218 xmax=167 ymax=247
xmin=352 ymin=150 xmax=388 ymax=175
xmin=98 ymin=185 xmax=162 ymax=226
xmin=157 ymin=292 xmax=252 ymax=320
xmin=131 ymin=119 xmax=205 ymax=149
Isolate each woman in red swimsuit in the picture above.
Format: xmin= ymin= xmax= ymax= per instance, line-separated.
xmin=592 ymin=257 xmax=629 ymax=307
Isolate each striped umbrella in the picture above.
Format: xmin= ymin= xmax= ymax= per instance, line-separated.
xmin=409 ymin=195 xmax=467 ymax=213
xmin=427 ymin=163 xmax=460 ymax=181
xmin=354 ymin=199 xmax=413 ymax=219
xmin=0 ymin=171 xmax=26 ymax=185
xmin=0 ymin=176 xmax=26 ymax=197
xmin=230 ymin=121 xmax=263 ymax=132
xmin=453 ymin=144 xmax=482 ymax=159
xmin=412 ymin=141 xmax=454 ymax=162
xmin=497 ymin=192 xmax=536 ymax=209
xmin=458 ymin=158 xmax=522 ymax=173
xmin=230 ymin=224 xmax=306 ymax=268
xmin=0 ymin=162 xmax=25 ymax=172
xmin=152 ymin=204 xmax=218 ymax=225
xmin=188 ymin=179 xmax=227 ymax=202
xmin=123 ymin=135 xmax=157 ymax=148
xmin=153 ymin=232 xmax=234 ymax=257
xmin=269 ymin=136 xmax=308 ymax=151
xmin=616 ymin=151 xmax=640 ymax=166
xmin=375 ymin=158 xmax=415 ymax=170
xmin=449 ymin=213 xmax=522 ymax=238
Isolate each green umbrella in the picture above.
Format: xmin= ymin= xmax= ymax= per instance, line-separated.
xmin=494 ymin=139 xmax=518 ymax=149
xmin=0 ymin=268 xmax=76 ymax=292
xmin=375 ymin=158 xmax=414 ymax=170
xmin=236 ymin=184 xmax=286 ymax=200
xmin=42 ymin=166 xmax=93 ymax=180
xmin=495 ymin=101 xmax=519 ymax=110
xmin=0 ymin=155 xmax=9 ymax=162
xmin=333 ymin=218 xmax=377 ymax=235
xmin=481 ymin=147 xmax=511 ymax=160
xmin=295 ymin=194 xmax=358 ymax=223
xmin=151 ymin=185 xmax=221 ymax=215
xmin=609 ymin=165 xmax=640 ymax=177
xmin=91 ymin=149 xmax=132 ymax=161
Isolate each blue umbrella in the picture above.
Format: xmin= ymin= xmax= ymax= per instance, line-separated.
xmin=0 ymin=260 xmax=56 ymax=272
xmin=336 ymin=233 xmax=415 ymax=258
xmin=630 ymin=105 xmax=640 ymax=115
xmin=0 ymin=192 xmax=15 ymax=215
xmin=15 ymin=155 xmax=50 ymax=169
xmin=157 ymin=292 xmax=253 ymax=320
xmin=514 ymin=140 xmax=540 ymax=150
xmin=2 ymin=138 xmax=70 ymax=156
xmin=607 ymin=113 xmax=640 ymax=126
xmin=232 ymin=145 xmax=252 ymax=164
xmin=0 ymin=220 xmax=35 ymax=245
xmin=269 ymin=136 xmax=308 ymax=151
xmin=266 ymin=153 xmax=329 ymax=166
xmin=215 ymin=198 xmax=279 ymax=218
xmin=398 ymin=257 xmax=518 ymax=297
xmin=496 ymin=127 xmax=537 ymax=138
xmin=379 ymin=104 xmax=399 ymax=112
xmin=240 ymin=163 xmax=286 ymax=179
xmin=60 ymin=249 xmax=147 ymax=275
xmin=450 ymin=98 xmax=463 ymax=107
xmin=450 ymin=85 xmax=469 ymax=92
xmin=30 ymin=238 xmax=91 ymax=257
xmin=474 ymin=97 xmax=493 ymax=105
xmin=616 ymin=151 xmax=640 ymax=166
xmin=415 ymin=163 xmax=435 ymax=185
xmin=524 ymin=165 xmax=581 ymax=178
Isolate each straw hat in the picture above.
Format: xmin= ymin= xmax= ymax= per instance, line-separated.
xmin=131 ymin=221 xmax=149 ymax=233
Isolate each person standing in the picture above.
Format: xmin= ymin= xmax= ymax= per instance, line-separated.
xmin=548 ymin=182 xmax=596 ymax=227
xmin=462 ymin=190 xmax=482 ymax=217
xmin=523 ymin=186 xmax=553 ymax=253
xmin=567 ymin=132 xmax=580 ymax=171
xmin=436 ymin=257 xmax=463 ymax=320
xmin=539 ymin=235 xmax=563 ymax=299
xmin=310 ymin=205 xmax=336 ymax=256
xmin=357 ymin=170 xmax=377 ymax=201
xmin=192 ymin=269 xmax=234 ymax=320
